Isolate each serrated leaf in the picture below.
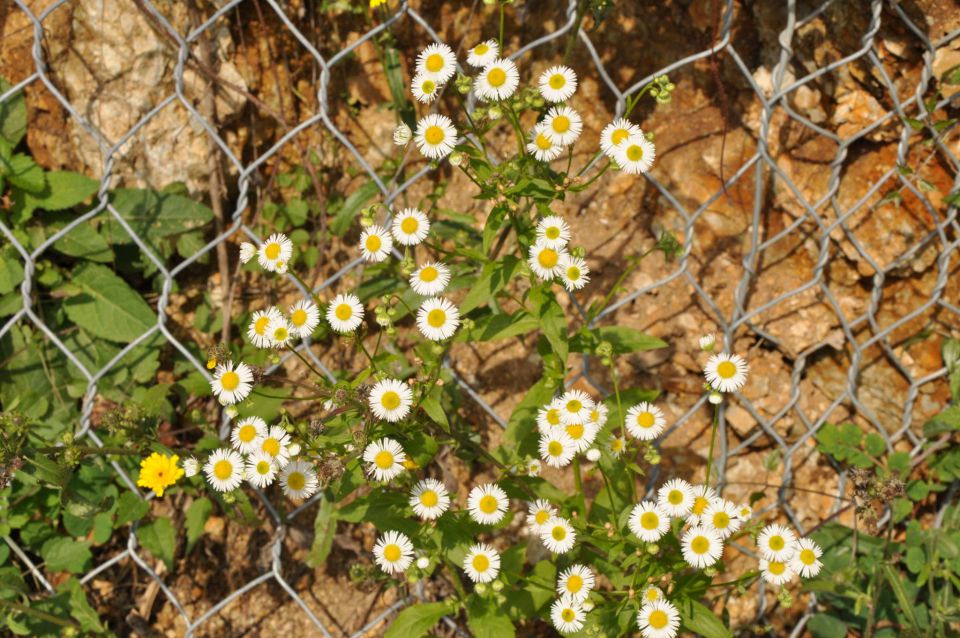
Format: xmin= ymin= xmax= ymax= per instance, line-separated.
xmin=185 ymin=497 xmax=212 ymax=553
xmin=2 ymin=153 xmax=44 ymax=193
xmin=383 ymin=602 xmax=450 ymax=638
xmin=20 ymin=171 xmax=98 ymax=214
xmin=104 ymin=188 xmax=213 ymax=247
xmin=62 ymin=263 xmax=154 ymax=343
xmin=40 ymin=537 xmax=92 ymax=574
xmin=0 ymin=76 xmax=27 ymax=146
xmin=137 ymin=516 xmax=176 ymax=571
xmin=307 ymin=491 xmax=338 ymax=567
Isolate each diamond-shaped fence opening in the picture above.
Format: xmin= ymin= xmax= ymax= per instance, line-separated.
xmin=2 ymin=0 xmax=959 ymax=634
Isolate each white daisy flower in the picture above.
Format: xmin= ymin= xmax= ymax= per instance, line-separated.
xmin=656 ymin=478 xmax=695 ymax=517
xmin=326 ymin=293 xmax=364 ymax=333
xmin=462 ymin=543 xmax=500 ymax=583
xmin=257 ymin=233 xmax=293 ymax=272
xmin=411 ymin=73 xmax=440 ymax=103
xmin=704 ymin=499 xmax=741 ymax=539
xmin=614 ymin=133 xmax=656 ymax=174
xmin=288 ymin=299 xmax=320 ymax=338
xmin=373 ymin=530 xmax=415 ymax=574
xmin=391 ymin=208 xmax=430 ymax=246
xmin=564 ymin=420 xmax=599 ymax=454
xmin=628 ymin=501 xmax=671 ymax=542
xmin=409 ymin=262 xmax=451 ymax=296
xmin=735 ymin=502 xmax=753 ymax=520
xmin=559 ymin=255 xmax=590 ymax=291
xmin=681 ymin=526 xmax=724 ymax=568
xmin=265 ymin=315 xmax=294 ymax=348
xmin=528 ymin=240 xmax=567 ymax=280
xmin=757 ymin=524 xmax=798 ymax=562
xmin=362 ymin=437 xmax=407 ymax=482
xmin=557 ymin=564 xmax=594 ymax=603
xmin=600 ymin=118 xmax=642 ymax=157
xmin=526 ymin=122 xmax=564 ymax=162
xmin=551 ymin=596 xmax=586 ymax=634
xmin=359 ymin=225 xmax=393 ymax=263
xmin=539 ymin=431 xmax=576 ymax=468
xmin=230 ymin=416 xmax=267 ymax=455
xmin=245 ymin=451 xmax=278 ymax=488
xmin=608 ymin=435 xmax=627 ymax=457
xmin=790 ymin=538 xmax=824 ymax=578
xmin=466 ymin=39 xmax=499 ymax=68
xmin=393 ymin=122 xmax=412 ymax=145
xmin=540 ymin=516 xmax=576 ymax=554
xmin=415 ymin=114 xmax=457 ymax=159
xmin=416 ymin=42 xmax=456 ymax=84
xmin=525 ymin=499 xmax=556 ymax=533
xmin=588 ymin=403 xmax=609 ymax=428
xmin=704 ymin=353 xmax=749 ymax=393
xmin=637 ymin=599 xmax=680 ymax=638
xmin=203 ymin=449 xmax=244 ymax=492
xmin=641 ymin=585 xmax=663 ymax=604
xmin=280 ymin=460 xmax=319 ymax=500
xmin=687 ymin=485 xmax=719 ymax=525
xmin=625 ymin=402 xmax=666 ymax=440
xmin=239 ymin=242 xmax=256 ymax=264
xmin=526 ymin=459 xmax=542 ymax=476
xmin=467 ymin=483 xmax=509 ymax=525
xmin=211 ymin=361 xmax=253 ymax=405
xmin=760 ymin=558 xmax=797 ymax=586
xmin=416 ymin=297 xmax=460 ymax=341
xmin=536 ymin=400 xmax=564 ymax=433
xmin=368 ymin=378 xmax=413 ymax=422
xmin=409 ymin=478 xmax=451 ymax=520
xmin=474 ymin=58 xmax=520 ymax=102
xmin=257 ymin=425 xmax=292 ymax=468
xmin=539 ymin=65 xmax=578 ymax=103
xmin=183 ymin=457 xmax=199 ymax=478
xmin=559 ymin=389 xmax=594 ymax=425
xmin=536 ymin=215 xmax=571 ymax=248
xmin=543 ymin=106 xmax=582 ymax=146
xmin=248 ymin=307 xmax=282 ymax=348
xmin=698 ymin=333 xmax=716 ymax=351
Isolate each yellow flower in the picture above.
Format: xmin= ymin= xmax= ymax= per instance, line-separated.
xmin=137 ymin=453 xmax=184 ymax=497
xmin=370 ymin=0 xmax=388 ymax=7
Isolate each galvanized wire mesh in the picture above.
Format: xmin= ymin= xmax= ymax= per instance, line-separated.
xmin=2 ymin=0 xmax=959 ymax=635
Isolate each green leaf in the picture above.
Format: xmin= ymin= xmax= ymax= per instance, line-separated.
xmin=0 ymin=76 xmax=27 ymax=146
xmin=498 ymin=376 xmax=555 ymax=462
xmin=881 ymin=565 xmax=921 ymax=629
xmin=137 ymin=516 xmax=176 ymax=571
xmin=570 ymin=325 xmax=667 ymax=355
xmin=807 ymin=613 xmax=847 ymax=637
xmin=460 ymin=255 xmax=521 ymax=314
xmin=528 ymin=286 xmax=568 ymax=365
xmin=942 ymin=63 xmax=960 ymax=85
xmin=678 ymin=599 xmax=732 ymax=638
xmin=306 ymin=491 xmax=338 ymax=567
xmin=115 ymin=491 xmax=150 ymax=527
xmin=923 ymin=405 xmax=960 ymax=437
xmin=51 ymin=218 xmax=113 ymax=263
xmin=104 ymin=188 xmax=213 ymax=246
xmin=62 ymin=263 xmax=155 ymax=343
xmin=18 ymin=171 xmax=98 ymax=218
xmin=2 ymin=153 xmax=44 ymax=193
xmin=331 ymin=180 xmax=380 ymax=236
xmin=0 ymin=251 xmax=24 ymax=295
xmin=185 ymin=497 xmax=213 ymax=553
xmin=457 ymin=310 xmax=539 ymax=342
xmin=40 ymin=537 xmax=91 ymax=574
xmin=383 ymin=601 xmax=450 ymax=638
xmin=467 ymin=596 xmax=515 ymax=638
xmin=864 ymin=433 xmax=886 ymax=457
xmin=420 ymin=390 xmax=449 ymax=431
xmin=62 ymin=578 xmax=107 ymax=633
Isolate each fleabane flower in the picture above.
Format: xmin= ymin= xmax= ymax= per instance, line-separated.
xmin=326 ymin=293 xmax=364 ymax=333
xmin=600 ymin=118 xmax=642 ymax=157
xmin=265 ymin=315 xmax=294 ymax=348
xmin=536 ymin=215 xmax=571 ymax=248
xmin=614 ymin=133 xmax=656 ymax=174
xmin=136 ymin=453 xmax=184 ymax=497
xmin=608 ymin=435 xmax=627 ymax=457
xmin=391 ymin=208 xmax=430 ymax=246
xmin=551 ymin=596 xmax=586 ymax=634
xmin=525 ymin=499 xmax=557 ymax=536
xmin=393 ymin=122 xmax=412 ymax=145
xmin=466 ymin=39 xmax=499 ymax=68
xmin=258 ymin=233 xmax=293 ymax=272
xmin=559 ymin=255 xmax=590 ymax=291
xmin=368 ymin=378 xmax=413 ymax=422
xmin=557 ymin=564 xmax=594 ymax=602
xmin=374 ymin=530 xmax=414 ymax=574
xmin=699 ymin=333 xmax=716 ymax=351
xmin=248 ymin=307 xmax=282 ymax=348
xmin=735 ymin=502 xmax=753 ymax=520
xmin=681 ymin=526 xmax=724 ymax=568
xmin=757 ymin=524 xmax=798 ymax=562
xmin=409 ymin=478 xmax=451 ymax=520
xmin=628 ymin=501 xmax=671 ymax=542
xmin=543 ymin=105 xmax=583 ymax=146
xmin=704 ymin=353 xmax=749 ymax=393
xmin=363 ymin=438 xmax=407 ymax=481
xmin=526 ymin=459 xmax=542 ymax=476
xmin=462 ymin=543 xmax=500 ymax=583
xmin=204 ymin=449 xmax=244 ymax=492
xmin=760 ymin=558 xmax=796 ymax=586
xmin=625 ymin=402 xmax=666 ymax=440
xmin=536 ymin=400 xmax=564 ymax=433
xmin=257 ymin=425 xmax=292 ymax=468
xmin=641 ymin=585 xmax=663 ymax=604
xmin=416 ymin=297 xmax=460 ymax=341
xmin=540 ymin=516 xmax=576 ymax=554
xmin=558 ymin=389 xmax=594 ymax=425
xmin=564 ymin=419 xmax=599 ymax=454
xmin=245 ymin=451 xmax=278 ymax=488
xmin=528 ymin=240 xmax=567 ymax=280
xmin=467 ymin=483 xmax=509 ymax=525
xmin=657 ymin=478 xmax=695 ymax=517
xmin=281 ymin=460 xmax=319 ymax=500
xmin=239 ymin=242 xmax=256 ymax=264
xmin=359 ymin=225 xmax=393 ymax=262
xmin=411 ymin=73 xmax=440 ymax=103
xmin=687 ymin=485 xmax=719 ymax=525
xmin=790 ymin=538 xmax=824 ymax=578
xmin=475 ymin=58 xmax=520 ymax=101
xmin=415 ymin=114 xmax=457 ymax=159
xmin=526 ymin=122 xmax=564 ymax=162
xmin=211 ymin=361 xmax=253 ymax=405
xmin=409 ymin=262 xmax=451 ymax=296
xmin=637 ymin=599 xmax=680 ymax=638
xmin=288 ymin=299 xmax=320 ymax=338
xmin=704 ymin=499 xmax=741 ymax=539
xmin=231 ymin=416 xmax=267 ymax=454
xmin=539 ymin=65 xmax=578 ymax=103
xmin=539 ymin=431 xmax=576 ymax=468
xmin=415 ymin=42 xmax=456 ymax=83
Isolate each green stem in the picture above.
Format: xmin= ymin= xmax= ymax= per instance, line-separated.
xmin=572 ymin=456 xmax=587 ymax=518
xmin=287 ymin=346 xmax=327 ymax=382
xmin=563 ymin=0 xmax=588 ymax=63
xmin=704 ymin=402 xmax=720 ymax=488
xmin=498 ymin=1 xmax=506 ymax=51
xmin=608 ymin=361 xmax=634 ymax=502
xmin=570 ymin=160 xmax=610 ymax=190
xmin=0 ymin=600 xmax=78 ymax=628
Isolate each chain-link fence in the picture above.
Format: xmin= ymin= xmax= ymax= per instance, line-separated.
xmin=2 ymin=0 xmax=959 ymax=635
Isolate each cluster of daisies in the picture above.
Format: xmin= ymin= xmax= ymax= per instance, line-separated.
xmin=527 ymin=215 xmax=590 ymax=292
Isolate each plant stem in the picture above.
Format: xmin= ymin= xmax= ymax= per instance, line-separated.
xmin=704 ymin=402 xmax=720 ymax=488
xmin=563 ymin=0 xmax=588 ymax=63
xmin=0 ymin=600 xmax=78 ymax=628
xmin=498 ymin=1 xmax=506 ymax=51
xmin=573 ymin=456 xmax=587 ymax=518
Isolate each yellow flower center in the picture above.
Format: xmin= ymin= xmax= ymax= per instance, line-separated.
xmin=668 ymin=490 xmax=683 ymax=505
xmin=537 ymin=248 xmax=558 ymax=268
xmin=552 ymin=115 xmax=570 ymax=133
xmin=546 ymin=409 xmax=561 ymax=425
xmin=545 ymin=226 xmax=560 ymax=239
xmin=566 ymin=399 xmax=582 ymax=413
xmin=566 ymin=266 xmax=580 ymax=280
xmin=769 ymin=535 xmax=785 ymax=551
xmin=800 ymin=549 xmax=816 ymax=565
xmin=220 ymin=371 xmax=239 ymax=391
xmin=424 ymin=125 xmax=445 ymax=145
xmin=256 ymin=460 xmax=271 ymax=475
xmin=637 ymin=412 xmax=655 ymax=428
xmin=716 ymin=360 xmax=737 ymax=378
xmin=713 ymin=512 xmax=730 ymax=529
xmin=383 ymin=544 xmax=401 ymax=562
xmin=335 ymin=304 xmax=353 ymax=321
xmin=479 ymin=495 xmax=498 ymax=514
xmin=401 ymin=217 xmax=419 ymax=234
xmin=611 ymin=128 xmax=629 ymax=145
xmin=264 ymin=243 xmax=281 ymax=260
xmin=566 ymin=574 xmax=583 ymax=593
xmin=375 ymin=450 xmax=394 ymax=469
xmin=535 ymin=510 xmax=550 ymax=525
xmin=238 ymin=424 xmax=257 ymax=443
xmin=472 ymin=554 xmax=489 ymax=571
xmin=611 ymin=439 xmax=624 ymax=452
xmin=262 ymin=437 xmax=281 ymax=457
xmin=425 ymin=53 xmax=444 ymax=73
xmin=641 ymin=512 xmax=660 ymax=530
xmin=214 ymin=460 xmax=233 ymax=480
xmin=693 ymin=496 xmax=709 ymax=515
xmin=535 ymin=134 xmax=552 ymax=150
xmin=255 ymin=316 xmax=270 ymax=335
xmin=381 ymin=391 xmax=401 ymax=410
xmin=419 ymin=266 xmax=438 ymax=282
xmin=420 ymin=79 xmax=436 ymax=94
xmin=549 ymin=74 xmax=566 ymax=90
xmin=474 ymin=43 xmax=489 ymax=55
xmin=420 ymin=490 xmax=439 ymax=507
xmin=649 ymin=610 xmax=668 ymax=629
xmin=365 ymin=234 xmax=382 ymax=253
xmin=487 ymin=67 xmax=506 ymax=87
xmin=768 ymin=560 xmax=786 ymax=575
xmin=427 ymin=309 xmax=446 ymax=328
xmin=551 ymin=526 xmax=566 ymax=541
xmin=566 ymin=424 xmax=584 ymax=439
xmin=272 ymin=326 xmax=289 ymax=341
xmin=626 ymin=144 xmax=644 ymax=161
xmin=291 ymin=309 xmax=307 ymax=326
xmin=645 ymin=589 xmax=660 ymax=601
xmin=561 ymin=609 xmax=575 ymax=622
xmin=548 ymin=441 xmax=564 ymax=457
xmin=691 ymin=535 xmax=710 ymax=554
xmin=287 ymin=472 xmax=305 ymax=491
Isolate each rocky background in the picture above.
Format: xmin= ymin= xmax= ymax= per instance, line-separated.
xmin=2 ymin=0 xmax=960 ymax=635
